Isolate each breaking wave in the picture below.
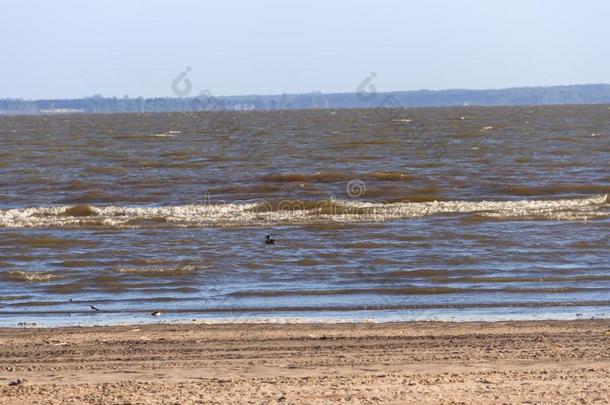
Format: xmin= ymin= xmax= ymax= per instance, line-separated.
xmin=0 ymin=194 xmax=606 ymax=228
xmin=2 ymin=271 xmax=61 ymax=282
xmin=118 ymin=265 xmax=197 ymax=277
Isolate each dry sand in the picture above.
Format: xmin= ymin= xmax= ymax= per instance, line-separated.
xmin=0 ymin=320 xmax=609 ymax=404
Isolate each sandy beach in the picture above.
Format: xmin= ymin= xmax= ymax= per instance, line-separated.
xmin=0 ymin=320 xmax=608 ymax=404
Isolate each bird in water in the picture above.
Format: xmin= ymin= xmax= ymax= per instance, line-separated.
xmin=264 ymin=235 xmax=277 ymax=245
xmin=151 ymin=311 xmax=162 ymax=316
xmin=89 ymin=305 xmax=100 ymax=312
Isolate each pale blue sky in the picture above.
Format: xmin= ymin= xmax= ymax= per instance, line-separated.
xmin=2 ymin=0 xmax=610 ymax=99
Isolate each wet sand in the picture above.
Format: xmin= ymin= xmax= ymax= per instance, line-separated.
xmin=1 ymin=320 xmax=609 ymax=404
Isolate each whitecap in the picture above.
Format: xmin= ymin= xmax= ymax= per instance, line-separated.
xmin=0 ymin=195 xmax=606 ymax=229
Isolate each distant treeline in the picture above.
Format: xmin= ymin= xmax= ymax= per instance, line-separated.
xmin=2 ymin=84 xmax=610 ymax=115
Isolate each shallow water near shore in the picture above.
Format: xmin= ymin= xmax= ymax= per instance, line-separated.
xmin=0 ymin=106 xmax=609 ymax=327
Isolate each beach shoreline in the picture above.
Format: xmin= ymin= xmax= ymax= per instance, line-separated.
xmin=1 ymin=319 xmax=608 ymax=404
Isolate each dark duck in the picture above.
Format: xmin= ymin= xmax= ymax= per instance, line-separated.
xmin=264 ymin=235 xmax=277 ymax=245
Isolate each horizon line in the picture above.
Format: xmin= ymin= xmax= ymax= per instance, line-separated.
xmin=3 ymin=82 xmax=610 ymax=102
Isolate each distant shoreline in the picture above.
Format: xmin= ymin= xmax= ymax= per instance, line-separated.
xmin=2 ymin=83 xmax=610 ymax=115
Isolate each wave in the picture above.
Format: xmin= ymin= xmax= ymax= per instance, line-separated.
xmin=261 ymin=171 xmax=412 ymax=183
xmin=2 ymin=271 xmax=61 ymax=282
xmin=230 ymin=286 xmax=610 ymax=298
xmin=63 ymin=204 xmax=97 ymax=217
xmin=150 ymin=130 xmax=181 ymax=137
xmin=262 ymin=171 xmax=352 ymax=183
xmin=366 ymin=171 xmax=412 ymax=181
xmin=0 ymin=194 xmax=606 ymax=228
xmin=118 ymin=265 xmax=197 ymax=277
xmin=500 ymin=184 xmax=610 ymax=196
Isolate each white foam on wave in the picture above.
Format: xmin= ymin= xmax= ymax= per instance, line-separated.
xmin=150 ymin=130 xmax=182 ymax=137
xmin=2 ymin=270 xmax=61 ymax=282
xmin=0 ymin=195 xmax=606 ymax=228
xmin=118 ymin=265 xmax=196 ymax=276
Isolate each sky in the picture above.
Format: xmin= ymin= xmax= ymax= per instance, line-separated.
xmin=2 ymin=0 xmax=610 ymax=99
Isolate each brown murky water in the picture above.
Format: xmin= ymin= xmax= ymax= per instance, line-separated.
xmin=0 ymin=105 xmax=609 ymax=325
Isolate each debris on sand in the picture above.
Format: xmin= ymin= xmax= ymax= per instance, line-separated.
xmin=8 ymin=379 xmax=26 ymax=387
